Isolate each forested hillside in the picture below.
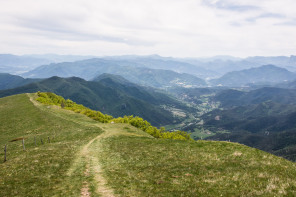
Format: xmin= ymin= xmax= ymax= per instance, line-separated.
xmin=0 ymin=76 xmax=187 ymax=126
xmin=0 ymin=73 xmax=41 ymax=90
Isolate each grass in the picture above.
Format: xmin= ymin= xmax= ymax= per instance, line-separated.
xmin=0 ymin=94 xmax=103 ymax=196
xmin=1 ymin=93 xmax=296 ymax=196
xmin=99 ymin=136 xmax=296 ymax=196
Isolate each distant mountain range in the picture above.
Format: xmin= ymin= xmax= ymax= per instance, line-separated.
xmin=21 ymin=58 xmax=207 ymax=88
xmin=2 ymin=53 xmax=296 ymax=80
xmin=210 ymin=65 xmax=296 ymax=87
xmin=0 ymin=75 xmax=188 ymax=126
xmin=0 ymin=54 xmax=94 ymax=74
xmin=180 ymin=55 xmax=296 ymax=75
xmin=102 ymin=55 xmax=218 ymax=79
xmin=0 ymin=54 xmax=51 ymax=74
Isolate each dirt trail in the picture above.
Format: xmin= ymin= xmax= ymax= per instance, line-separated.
xmin=79 ymin=124 xmax=148 ymax=197
xmin=27 ymin=93 xmax=115 ymax=196
xmin=27 ymin=93 xmax=147 ymax=196
xmin=80 ymin=130 xmax=115 ymax=197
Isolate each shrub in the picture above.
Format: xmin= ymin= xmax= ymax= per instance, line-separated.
xmin=36 ymin=92 xmax=113 ymax=123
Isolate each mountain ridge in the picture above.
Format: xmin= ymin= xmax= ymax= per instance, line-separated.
xmin=214 ymin=87 xmax=296 ymax=107
xmin=22 ymin=58 xmax=206 ymax=88
xmin=210 ymin=65 xmax=296 ymax=87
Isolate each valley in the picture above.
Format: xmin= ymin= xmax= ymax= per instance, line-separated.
xmin=162 ymin=90 xmax=222 ymax=139
xmin=2 ymin=54 xmax=296 ymax=162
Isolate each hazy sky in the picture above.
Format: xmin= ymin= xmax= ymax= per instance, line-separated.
xmin=0 ymin=0 xmax=295 ymax=57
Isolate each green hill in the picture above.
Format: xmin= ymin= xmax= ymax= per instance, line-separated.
xmin=0 ymin=73 xmax=41 ymax=90
xmin=93 ymin=73 xmax=135 ymax=86
xmin=1 ymin=93 xmax=296 ymax=196
xmin=214 ymin=87 xmax=296 ymax=107
xmin=0 ymin=76 xmax=185 ymax=126
xmin=93 ymin=74 xmax=189 ymax=109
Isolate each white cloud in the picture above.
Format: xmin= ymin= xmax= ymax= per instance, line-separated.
xmin=0 ymin=0 xmax=295 ymax=57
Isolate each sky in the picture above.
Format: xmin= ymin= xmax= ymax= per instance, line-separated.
xmin=0 ymin=0 xmax=295 ymax=58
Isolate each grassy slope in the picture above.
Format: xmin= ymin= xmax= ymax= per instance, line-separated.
xmin=0 ymin=94 xmax=104 ymax=196
xmin=0 ymin=76 xmax=179 ymax=126
xmin=1 ymin=93 xmax=296 ymax=196
xmin=99 ymin=136 xmax=296 ymax=196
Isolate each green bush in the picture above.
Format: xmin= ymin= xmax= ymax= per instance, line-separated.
xmin=36 ymin=92 xmax=113 ymax=123
xmin=113 ymin=115 xmax=192 ymax=140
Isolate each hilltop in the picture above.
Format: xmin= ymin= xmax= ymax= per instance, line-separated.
xmin=1 ymin=93 xmax=296 ymax=196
